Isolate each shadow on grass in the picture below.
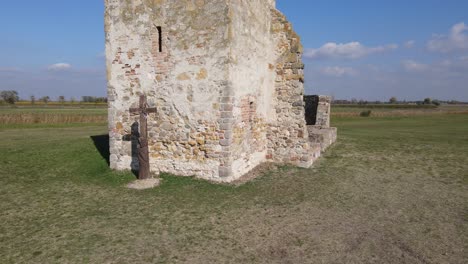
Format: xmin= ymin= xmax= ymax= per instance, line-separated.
xmin=90 ymin=133 xmax=140 ymax=178
xmin=90 ymin=134 xmax=110 ymax=166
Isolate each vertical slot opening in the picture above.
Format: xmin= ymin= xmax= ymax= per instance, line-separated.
xmin=157 ymin=26 xmax=162 ymax=52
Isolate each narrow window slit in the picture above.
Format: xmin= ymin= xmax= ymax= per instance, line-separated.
xmin=157 ymin=26 xmax=162 ymax=52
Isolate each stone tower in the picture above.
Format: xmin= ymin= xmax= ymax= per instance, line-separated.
xmin=105 ymin=0 xmax=336 ymax=182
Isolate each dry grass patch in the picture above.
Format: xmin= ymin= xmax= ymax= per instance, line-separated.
xmin=0 ymin=107 xmax=107 ymax=125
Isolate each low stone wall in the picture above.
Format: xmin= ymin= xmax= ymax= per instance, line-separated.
xmin=307 ymin=126 xmax=337 ymax=152
xmin=305 ymin=95 xmax=337 ymax=152
xmin=304 ymin=95 xmax=331 ymax=127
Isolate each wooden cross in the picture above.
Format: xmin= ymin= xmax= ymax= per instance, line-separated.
xmin=129 ymin=95 xmax=157 ymax=180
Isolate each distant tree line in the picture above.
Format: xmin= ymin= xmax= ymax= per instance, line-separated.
xmin=332 ymin=97 xmax=465 ymax=106
xmin=0 ymin=90 xmax=108 ymax=105
xmin=81 ymin=96 xmax=108 ymax=103
xmin=1 ymin=89 xmax=466 ymax=106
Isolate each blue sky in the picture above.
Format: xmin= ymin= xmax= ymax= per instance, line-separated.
xmin=1 ymin=0 xmax=467 ymax=101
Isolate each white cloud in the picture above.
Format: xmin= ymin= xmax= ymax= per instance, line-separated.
xmin=305 ymin=61 xmax=468 ymax=101
xmin=427 ymin=22 xmax=468 ymax=52
xmin=304 ymin=42 xmax=398 ymax=60
xmin=402 ymin=60 xmax=428 ymax=72
xmin=402 ymin=57 xmax=468 ymax=76
xmin=404 ymin=40 xmax=415 ymax=48
xmin=321 ymin=66 xmax=358 ymax=77
xmin=47 ymin=63 xmax=72 ymax=71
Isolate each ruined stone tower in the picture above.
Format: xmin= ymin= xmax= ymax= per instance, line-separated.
xmin=105 ymin=0 xmax=336 ymax=182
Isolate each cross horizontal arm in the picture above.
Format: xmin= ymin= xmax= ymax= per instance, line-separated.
xmin=146 ymin=108 xmax=157 ymax=113
xmin=129 ymin=108 xmax=140 ymax=114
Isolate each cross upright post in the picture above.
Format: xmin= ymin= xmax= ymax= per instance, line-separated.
xmin=129 ymin=95 xmax=157 ymax=180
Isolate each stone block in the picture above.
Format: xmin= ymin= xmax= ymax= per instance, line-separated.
xmin=307 ymin=126 xmax=337 ymax=152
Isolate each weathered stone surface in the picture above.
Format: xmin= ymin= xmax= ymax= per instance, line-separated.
xmin=126 ymin=178 xmax=161 ymax=190
xmin=307 ymin=126 xmax=337 ymax=152
xmin=105 ymin=0 xmax=336 ymax=183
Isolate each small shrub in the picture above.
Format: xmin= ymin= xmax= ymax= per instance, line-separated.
xmin=360 ymin=110 xmax=372 ymax=117
xmin=33 ymin=115 xmax=41 ymax=123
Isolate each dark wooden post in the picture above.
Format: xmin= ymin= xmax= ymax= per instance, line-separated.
xmin=129 ymin=95 xmax=157 ymax=180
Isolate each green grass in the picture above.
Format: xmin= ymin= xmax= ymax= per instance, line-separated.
xmin=0 ymin=115 xmax=467 ymax=263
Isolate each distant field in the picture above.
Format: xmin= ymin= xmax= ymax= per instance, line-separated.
xmin=0 ymin=106 xmax=107 ymax=126
xmin=333 ymin=103 xmax=438 ymax=109
xmin=332 ymin=104 xmax=468 ymax=117
xmin=2 ymin=104 xmax=468 ymax=126
xmin=10 ymin=101 xmax=107 ymax=108
xmin=0 ymin=113 xmax=466 ymax=263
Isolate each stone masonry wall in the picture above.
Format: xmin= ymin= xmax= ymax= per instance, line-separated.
xmin=266 ymin=9 xmax=320 ymax=168
xmin=222 ymin=0 xmax=277 ymax=179
xmin=106 ymin=0 xmax=323 ymax=182
xmin=105 ymin=0 xmax=232 ymax=181
xmin=315 ymin=95 xmax=331 ymax=127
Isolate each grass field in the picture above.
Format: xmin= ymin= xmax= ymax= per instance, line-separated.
xmin=0 ymin=110 xmax=467 ymax=263
xmin=332 ymin=104 xmax=468 ymax=117
xmin=3 ymin=104 xmax=468 ymax=125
